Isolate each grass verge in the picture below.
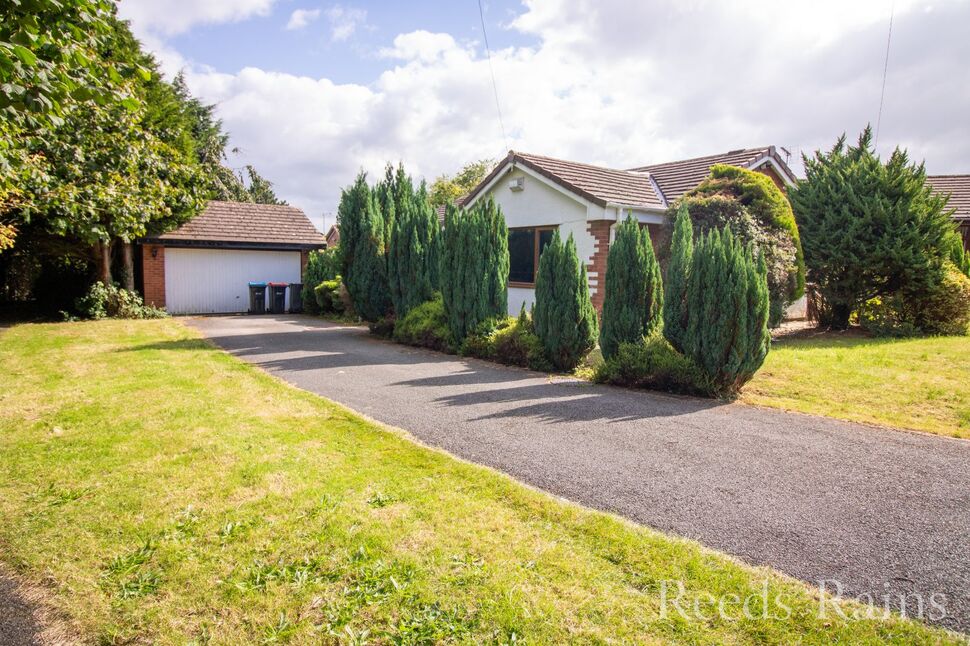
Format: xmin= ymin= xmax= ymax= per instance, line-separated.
xmin=0 ymin=319 xmax=960 ymax=644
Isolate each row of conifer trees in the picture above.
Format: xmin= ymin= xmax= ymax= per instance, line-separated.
xmin=336 ymin=165 xmax=770 ymax=394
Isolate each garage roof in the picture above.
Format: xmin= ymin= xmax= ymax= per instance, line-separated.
xmin=147 ymin=201 xmax=325 ymax=248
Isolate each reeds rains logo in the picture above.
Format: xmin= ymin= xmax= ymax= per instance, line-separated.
xmin=659 ymin=579 xmax=949 ymax=623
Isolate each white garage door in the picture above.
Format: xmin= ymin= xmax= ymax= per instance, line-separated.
xmin=165 ymin=248 xmax=302 ymax=314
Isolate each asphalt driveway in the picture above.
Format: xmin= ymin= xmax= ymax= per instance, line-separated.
xmin=189 ymin=314 xmax=970 ymax=633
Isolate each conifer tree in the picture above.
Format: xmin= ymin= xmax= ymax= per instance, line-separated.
xmin=683 ymin=227 xmax=769 ymax=395
xmin=336 ymin=172 xmax=371 ymax=279
xmin=533 ymin=231 xmax=598 ymax=370
xmin=439 ymin=198 xmax=509 ymax=342
xmin=600 ymin=216 xmax=663 ymax=360
xmin=388 ymin=171 xmax=439 ymax=317
xmin=346 ymin=188 xmax=391 ymax=322
xmin=663 ymin=203 xmax=693 ymax=353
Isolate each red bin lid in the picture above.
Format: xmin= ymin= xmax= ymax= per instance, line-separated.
xmin=267 ymin=282 xmax=288 ymax=286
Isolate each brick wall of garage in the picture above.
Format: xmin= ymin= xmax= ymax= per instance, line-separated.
xmin=142 ymin=244 xmax=165 ymax=308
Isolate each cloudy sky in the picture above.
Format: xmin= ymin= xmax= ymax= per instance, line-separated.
xmin=118 ymin=0 xmax=970 ymax=231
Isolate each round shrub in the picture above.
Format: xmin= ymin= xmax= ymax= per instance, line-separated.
xmin=313 ymin=277 xmax=345 ymax=315
xmin=672 ymin=164 xmax=805 ymax=326
xmin=392 ymin=294 xmax=453 ymax=352
xmin=462 ymin=308 xmax=552 ymax=371
xmin=859 ymin=262 xmax=970 ymax=336
xmin=74 ymin=282 xmax=167 ymax=320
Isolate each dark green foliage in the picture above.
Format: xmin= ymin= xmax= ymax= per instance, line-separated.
xmin=676 ymin=164 xmax=804 ymax=327
xmin=439 ymin=199 xmax=509 ymax=343
xmin=789 ymin=127 xmax=956 ymax=329
xmin=388 ymin=172 xmax=440 ymax=317
xmin=599 ymin=215 xmax=663 ymax=360
xmin=313 ymin=277 xmax=344 ymax=315
xmin=346 ymin=190 xmax=391 ymax=322
xmin=592 ymin=336 xmax=712 ymax=396
xmin=392 ymin=294 xmax=452 ymax=352
xmin=663 ymin=204 xmax=693 ymax=354
xmin=302 ymin=248 xmax=340 ymax=315
xmin=461 ymin=309 xmax=552 ymax=371
xmin=683 ymin=227 xmax=770 ymax=396
xmin=337 ymin=173 xmax=391 ymax=322
xmin=532 ymin=231 xmax=598 ymax=371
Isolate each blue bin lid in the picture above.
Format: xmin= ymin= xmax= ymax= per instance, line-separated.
xmin=248 ymin=282 xmax=267 ymax=287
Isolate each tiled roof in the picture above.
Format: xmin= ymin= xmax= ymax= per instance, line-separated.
xmin=154 ymin=201 xmax=325 ymax=246
xmin=927 ymin=175 xmax=970 ymax=221
xmin=466 ymin=151 xmax=665 ymax=209
xmin=628 ymin=147 xmax=780 ymax=202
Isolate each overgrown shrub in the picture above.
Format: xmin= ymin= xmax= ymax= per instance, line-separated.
xmin=302 ymin=247 xmax=340 ymax=315
xmin=388 ymin=173 xmax=439 ymax=317
xmin=592 ymin=336 xmax=712 ymax=396
xmin=599 ymin=215 xmax=663 ymax=360
xmin=461 ymin=307 xmax=552 ymax=371
xmin=74 ymin=282 xmax=167 ymax=320
xmin=681 ymin=227 xmax=770 ymax=397
xmin=339 ymin=173 xmax=391 ymax=322
xmin=392 ymin=294 xmax=452 ymax=351
xmin=675 ymin=164 xmax=804 ymax=327
xmin=789 ymin=128 xmax=956 ymax=329
xmin=313 ymin=276 xmax=344 ymax=315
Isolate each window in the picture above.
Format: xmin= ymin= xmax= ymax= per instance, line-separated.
xmin=508 ymin=227 xmax=556 ymax=286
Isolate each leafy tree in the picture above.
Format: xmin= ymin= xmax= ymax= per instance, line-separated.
xmin=18 ymin=101 xmax=205 ymax=286
xmin=429 ymin=159 xmax=494 ymax=209
xmin=789 ymin=127 xmax=956 ymax=329
xmin=677 ymin=164 xmax=803 ymax=327
xmin=683 ymin=227 xmax=769 ymax=396
xmin=439 ymin=199 xmax=508 ymax=342
xmin=533 ymin=230 xmax=598 ymax=371
xmin=663 ymin=204 xmax=693 ymax=354
xmin=600 ymin=215 xmax=663 ymax=360
xmin=388 ymin=171 xmax=439 ymax=317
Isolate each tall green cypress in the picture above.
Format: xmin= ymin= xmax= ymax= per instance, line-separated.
xmin=439 ymin=199 xmax=509 ymax=342
xmin=683 ymin=226 xmax=769 ymax=395
xmin=600 ymin=216 xmax=663 ymax=360
xmin=388 ymin=171 xmax=440 ymax=317
xmin=336 ymin=172 xmax=370 ymax=279
xmin=346 ymin=189 xmax=391 ymax=322
xmin=663 ymin=203 xmax=693 ymax=354
xmin=533 ymin=231 xmax=598 ymax=371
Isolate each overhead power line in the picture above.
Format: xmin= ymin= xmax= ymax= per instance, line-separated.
xmin=874 ymin=0 xmax=895 ymax=148
xmin=477 ymin=0 xmax=509 ymax=151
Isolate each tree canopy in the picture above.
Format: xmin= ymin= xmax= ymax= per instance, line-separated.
xmin=429 ymin=159 xmax=494 ymax=209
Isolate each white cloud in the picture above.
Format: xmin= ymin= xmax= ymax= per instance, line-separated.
xmin=286 ymin=8 xmax=321 ymax=31
xmin=325 ymin=5 xmax=367 ymax=42
xmin=129 ymin=0 xmax=970 ymax=229
xmin=118 ymin=0 xmax=277 ymax=37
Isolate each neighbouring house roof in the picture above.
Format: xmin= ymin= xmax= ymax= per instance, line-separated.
xmin=462 ymin=146 xmax=797 ymax=213
xmin=627 ymin=146 xmax=797 ymax=202
xmin=325 ymin=224 xmax=340 ymax=246
xmin=145 ymin=201 xmax=325 ymax=248
xmin=927 ymin=175 xmax=970 ymax=222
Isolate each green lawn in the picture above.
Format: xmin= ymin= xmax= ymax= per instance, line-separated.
xmin=744 ymin=333 xmax=970 ymax=438
xmin=0 ymin=320 xmax=959 ymax=644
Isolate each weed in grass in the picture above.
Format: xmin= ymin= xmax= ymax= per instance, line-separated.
xmin=366 ymin=492 xmax=395 ymax=508
xmin=117 ymin=569 xmax=163 ymax=599
xmin=261 ymin=612 xmax=300 ymax=644
xmin=236 ymin=556 xmax=334 ymax=593
xmin=165 ymin=505 xmax=201 ymax=539
xmin=104 ymin=539 xmax=157 ymax=578
xmin=390 ymin=601 xmax=477 ymax=644
xmin=217 ymin=519 xmax=250 ymax=542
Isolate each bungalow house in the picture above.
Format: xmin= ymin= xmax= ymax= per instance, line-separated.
xmin=927 ymin=175 xmax=970 ymax=251
xmin=462 ymin=147 xmax=798 ymax=314
xmin=138 ymin=201 xmax=325 ymax=314
xmin=325 ymin=224 xmax=340 ymax=247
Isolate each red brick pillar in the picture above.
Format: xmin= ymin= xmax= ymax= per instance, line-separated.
xmin=586 ymin=221 xmax=612 ymax=313
xmin=141 ymin=244 xmax=166 ymax=308
xmin=300 ymin=250 xmax=309 ymax=279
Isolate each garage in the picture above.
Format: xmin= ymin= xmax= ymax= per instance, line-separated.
xmin=138 ymin=201 xmax=325 ymax=315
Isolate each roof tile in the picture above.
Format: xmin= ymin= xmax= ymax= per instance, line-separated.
xmin=154 ymin=201 xmax=325 ymax=246
xmin=927 ymin=175 xmax=970 ymax=221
